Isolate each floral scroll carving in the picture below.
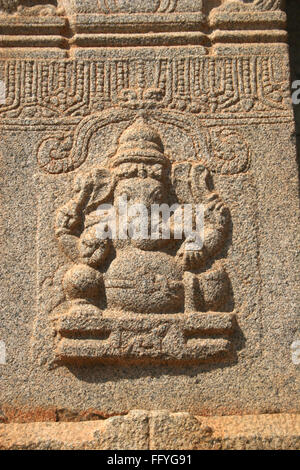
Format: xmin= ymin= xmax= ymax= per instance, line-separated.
xmin=37 ymin=109 xmax=251 ymax=176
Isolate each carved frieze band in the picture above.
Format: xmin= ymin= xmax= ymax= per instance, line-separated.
xmin=0 ymin=55 xmax=289 ymax=175
xmin=0 ymin=56 xmax=289 ymax=120
xmin=0 ymin=0 xmax=63 ymax=16
xmin=219 ymin=1 xmax=283 ymax=12
xmin=0 ymin=0 xmax=284 ymax=15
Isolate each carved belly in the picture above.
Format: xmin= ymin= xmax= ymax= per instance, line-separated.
xmin=105 ymin=249 xmax=184 ymax=314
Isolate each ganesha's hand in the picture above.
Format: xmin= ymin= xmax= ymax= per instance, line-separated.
xmin=55 ymin=200 xmax=82 ymax=235
xmin=176 ymin=236 xmax=207 ymax=270
xmin=204 ymin=193 xmax=229 ymax=229
xmin=55 ymin=177 xmax=93 ymax=235
xmin=79 ymin=226 xmax=110 ymax=268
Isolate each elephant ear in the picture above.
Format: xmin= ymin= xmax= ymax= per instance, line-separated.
xmin=85 ymin=168 xmax=114 ymax=213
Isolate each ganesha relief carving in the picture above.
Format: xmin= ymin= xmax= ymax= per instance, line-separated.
xmin=52 ymin=117 xmax=236 ymax=365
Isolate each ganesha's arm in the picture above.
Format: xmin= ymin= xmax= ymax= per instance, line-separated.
xmin=55 ymin=174 xmax=96 ymax=262
xmin=202 ymin=193 xmax=230 ymax=258
xmin=190 ymin=164 xmax=230 ymax=259
xmin=181 ymin=194 xmax=229 ymax=268
xmin=176 ymin=165 xmax=230 ymax=269
xmin=55 ymin=199 xmax=82 ymax=262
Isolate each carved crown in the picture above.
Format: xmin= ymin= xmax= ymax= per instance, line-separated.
xmin=110 ymin=118 xmax=169 ymax=169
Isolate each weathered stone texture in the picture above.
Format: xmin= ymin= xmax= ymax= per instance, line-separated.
xmin=0 ymin=411 xmax=299 ymax=450
xmin=0 ymin=0 xmax=299 ymax=450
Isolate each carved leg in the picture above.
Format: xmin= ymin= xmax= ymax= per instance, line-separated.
xmin=183 ymin=272 xmax=203 ymax=313
xmin=183 ymin=264 xmax=230 ymax=313
xmin=63 ymin=263 xmax=104 ymax=316
xmin=198 ymin=264 xmax=230 ymax=312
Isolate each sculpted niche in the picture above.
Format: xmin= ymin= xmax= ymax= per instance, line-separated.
xmin=52 ymin=117 xmax=236 ymax=365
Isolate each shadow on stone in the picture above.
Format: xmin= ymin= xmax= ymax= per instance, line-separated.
xmin=287 ymin=0 xmax=300 ymax=190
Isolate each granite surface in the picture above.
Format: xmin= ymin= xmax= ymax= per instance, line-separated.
xmin=0 ymin=0 xmax=299 ymax=450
